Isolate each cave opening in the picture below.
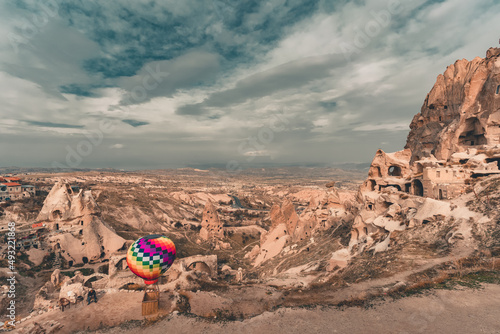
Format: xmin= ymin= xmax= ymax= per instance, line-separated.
xmin=438 ymin=189 xmax=444 ymax=200
xmin=369 ymin=166 xmax=382 ymax=178
xmin=458 ymin=118 xmax=487 ymax=146
xmin=412 ymin=179 xmax=424 ymax=197
xmin=187 ymin=262 xmax=211 ymax=276
xmin=388 ymin=165 xmax=402 ymax=177
xmin=51 ymin=210 xmax=62 ymax=220
xmin=486 ymin=157 xmax=500 ymax=169
xmin=416 ymin=163 xmax=424 ymax=174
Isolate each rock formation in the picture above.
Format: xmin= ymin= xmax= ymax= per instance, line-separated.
xmin=48 ymin=215 xmax=126 ymax=264
xmin=269 ymin=199 xmax=299 ymax=232
xmin=59 ymin=282 xmax=85 ymax=303
xmin=50 ymin=269 xmax=62 ymax=287
xmin=236 ymin=267 xmax=243 ymax=282
xmin=253 ymin=188 xmax=356 ymax=266
xmin=170 ymin=191 xmax=232 ymax=206
xmin=360 ymin=149 xmax=412 ymax=193
xmin=406 ymin=47 xmax=500 ymax=163
xmin=362 ymin=47 xmax=500 ymax=202
xmin=352 ymin=47 xmax=500 ymax=252
xmin=38 ymin=181 xmax=126 ymax=265
xmin=37 ymin=181 xmax=98 ymax=223
xmin=19 ymin=320 xmax=63 ymax=334
xmin=199 ymin=200 xmax=224 ymax=241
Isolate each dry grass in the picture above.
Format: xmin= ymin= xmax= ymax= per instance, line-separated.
xmin=173 ymin=292 xmax=191 ymax=313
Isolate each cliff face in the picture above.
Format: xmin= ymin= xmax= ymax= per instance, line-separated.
xmin=405 ymin=47 xmax=500 ymax=163
xmin=37 ymin=181 xmax=98 ymax=222
xmin=351 ymin=47 xmax=500 ymax=254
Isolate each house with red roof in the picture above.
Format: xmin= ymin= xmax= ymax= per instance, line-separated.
xmin=0 ymin=175 xmax=36 ymax=201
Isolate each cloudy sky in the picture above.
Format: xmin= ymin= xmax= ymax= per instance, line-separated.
xmin=1 ymin=0 xmax=499 ymax=170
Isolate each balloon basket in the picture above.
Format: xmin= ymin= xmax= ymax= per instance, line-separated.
xmin=142 ymin=283 xmax=159 ymax=316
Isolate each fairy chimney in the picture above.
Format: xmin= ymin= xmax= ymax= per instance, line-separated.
xmin=199 ymin=200 xmax=224 ymax=240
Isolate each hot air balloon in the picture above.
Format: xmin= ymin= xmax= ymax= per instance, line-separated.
xmin=126 ymin=234 xmax=176 ymax=285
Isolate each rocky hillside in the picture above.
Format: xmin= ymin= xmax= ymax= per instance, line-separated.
xmin=5 ymin=49 xmax=500 ymax=333
xmin=406 ymin=47 xmax=500 ymax=162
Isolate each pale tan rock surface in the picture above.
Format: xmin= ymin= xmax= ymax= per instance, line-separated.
xmin=37 ymin=181 xmax=126 ymax=265
xmin=347 ymin=48 xmax=500 ymax=263
xmin=199 ymin=200 xmax=224 ymax=241
xmin=50 ymin=269 xmax=61 ymax=287
xmin=406 ymin=48 xmax=500 ymax=162
xmin=48 ymin=215 xmax=125 ymax=264
xmin=27 ymin=248 xmax=48 ymax=267
xmin=37 ymin=181 xmax=98 ymax=222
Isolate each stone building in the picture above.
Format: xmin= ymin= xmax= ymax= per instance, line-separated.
xmin=361 ymin=47 xmax=500 ymax=201
xmin=0 ymin=175 xmax=36 ymax=201
xmin=420 ymin=166 xmax=471 ymax=199
xmin=2 ymin=182 xmax=22 ymax=200
xmin=21 ymin=185 xmax=36 ymax=197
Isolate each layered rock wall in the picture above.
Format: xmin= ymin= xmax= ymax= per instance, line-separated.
xmin=406 ymin=47 xmax=500 ymax=162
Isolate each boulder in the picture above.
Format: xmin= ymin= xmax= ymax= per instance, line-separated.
xmin=244 ymin=245 xmax=260 ymax=260
xmin=50 ymin=269 xmax=61 ymax=287
xmin=59 ymin=282 xmax=85 ymax=303
xmin=325 ymin=181 xmax=336 ymax=188
xmin=73 ymin=271 xmax=84 ymax=284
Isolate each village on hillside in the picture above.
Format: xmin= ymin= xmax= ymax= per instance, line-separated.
xmin=0 ymin=175 xmax=36 ymax=202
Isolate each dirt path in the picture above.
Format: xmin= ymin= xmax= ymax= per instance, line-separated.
xmin=93 ymin=284 xmax=500 ymax=334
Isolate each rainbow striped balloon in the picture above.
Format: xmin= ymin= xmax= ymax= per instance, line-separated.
xmin=126 ymin=234 xmax=176 ymax=284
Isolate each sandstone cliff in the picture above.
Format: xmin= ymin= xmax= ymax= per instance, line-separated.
xmin=349 ymin=47 xmax=500 ymax=260
xmin=406 ymin=47 xmax=500 ymax=163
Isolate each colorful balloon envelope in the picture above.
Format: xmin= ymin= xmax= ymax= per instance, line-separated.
xmin=126 ymin=234 xmax=176 ymax=284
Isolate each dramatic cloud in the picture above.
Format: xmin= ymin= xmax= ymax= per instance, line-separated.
xmin=1 ymin=0 xmax=499 ymax=169
xmin=122 ymin=119 xmax=150 ymax=127
xmin=23 ymin=121 xmax=84 ymax=129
